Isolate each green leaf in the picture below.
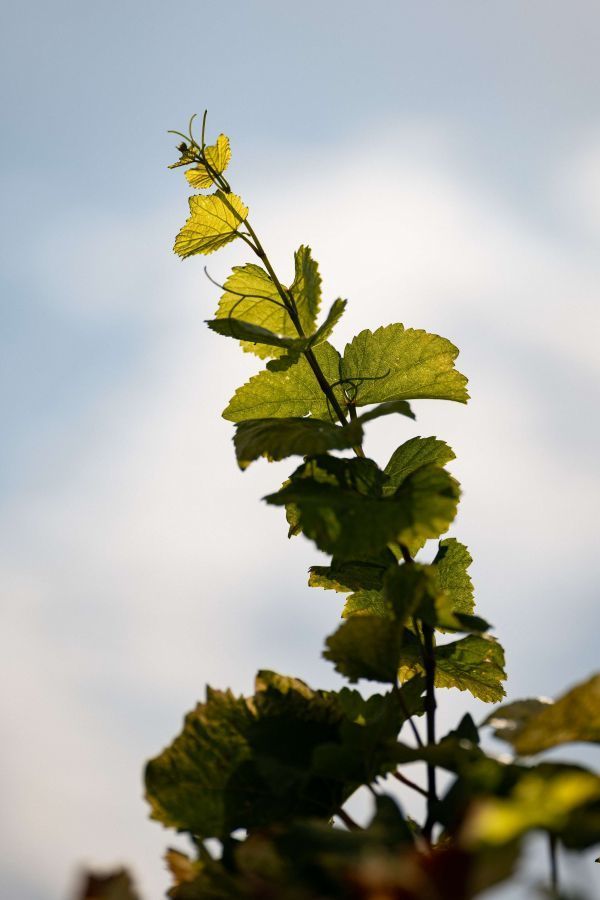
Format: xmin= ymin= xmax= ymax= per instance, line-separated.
xmin=145 ymin=686 xmax=254 ymax=836
xmin=485 ymin=674 xmax=600 ymax=755
xmin=289 ymin=245 xmax=321 ymax=332
xmin=265 ymin=458 xmax=459 ymax=559
xmin=223 ymin=342 xmax=343 ymax=421
xmin=307 ymin=297 xmax=347 ymax=348
xmin=309 ymin=554 xmax=393 ymax=594
xmin=342 ymin=589 xmax=390 ymax=618
xmin=434 ymin=538 xmax=474 ymax=616
xmin=384 ymin=436 xmax=455 ymax=494
xmin=185 ymin=134 xmax=231 ymax=189
xmin=399 ymin=634 xmax=506 ymax=703
xmin=342 ymin=324 xmax=469 ymax=407
xmin=174 ymin=191 xmax=248 ymax=258
xmin=467 ymin=770 xmax=600 ymax=846
xmin=205 ymin=317 xmax=307 ymax=352
xmin=323 ymin=616 xmax=405 ymax=682
xmin=233 ymin=416 xmax=362 ymax=469
xmin=215 ymin=263 xmax=291 ymax=359
xmin=356 ymin=399 xmax=415 ymax=425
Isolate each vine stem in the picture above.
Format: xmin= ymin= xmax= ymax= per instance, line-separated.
xmin=241 ymin=219 xmax=355 ymax=432
xmin=548 ymin=833 xmax=559 ymax=896
xmin=337 ymin=808 xmax=361 ymax=831
xmin=393 ymin=770 xmax=428 ymax=798
xmin=400 ymin=543 xmax=438 ymax=843
xmin=203 ymin=148 xmax=365 ymax=456
xmin=422 ymin=620 xmax=438 ymax=842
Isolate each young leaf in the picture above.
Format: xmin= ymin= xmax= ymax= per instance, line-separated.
xmin=215 ymin=263 xmax=294 ymax=359
xmin=343 ymin=324 xmax=469 ymax=406
xmin=205 ymin=316 xmax=307 ymax=352
xmin=223 ymin=342 xmax=343 ymax=421
xmin=307 ymin=298 xmax=347 ymax=348
xmin=290 ymin=245 xmax=321 ymax=330
xmin=485 ymin=673 xmax=600 ymax=755
xmin=233 ymin=416 xmax=362 ymax=469
xmin=384 ymin=436 xmax=455 ymax=494
xmin=356 ymin=399 xmax=415 ymax=425
xmin=399 ymin=634 xmax=506 ymax=703
xmin=433 ymin=538 xmax=474 ymax=616
xmin=174 ymin=191 xmax=248 ymax=257
xmin=185 ymin=134 xmax=231 ymax=189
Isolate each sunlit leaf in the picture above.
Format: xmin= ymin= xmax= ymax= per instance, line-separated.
xmin=290 ymin=245 xmax=321 ymax=331
xmin=342 ymin=324 xmax=469 ymax=407
xmin=399 ymin=634 xmax=506 ymax=703
xmin=266 ymin=456 xmax=459 ymax=559
xmin=485 ymin=674 xmax=600 ymax=755
xmin=356 ymin=399 xmax=415 ymax=425
xmin=434 ymin=538 xmax=474 ymax=616
xmin=174 ymin=191 xmax=248 ymax=258
xmin=205 ymin=317 xmax=307 ymax=351
xmin=384 ymin=436 xmax=455 ymax=495
xmin=307 ymin=297 xmax=347 ymax=348
xmin=185 ymin=134 xmax=231 ymax=189
xmin=223 ymin=343 xmax=343 ymax=421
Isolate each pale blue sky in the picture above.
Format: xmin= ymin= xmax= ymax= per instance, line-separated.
xmin=2 ymin=3 xmax=600 ymax=899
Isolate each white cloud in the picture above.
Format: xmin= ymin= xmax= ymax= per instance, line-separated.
xmin=3 ymin=122 xmax=600 ymax=898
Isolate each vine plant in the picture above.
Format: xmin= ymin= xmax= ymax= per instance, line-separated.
xmin=80 ymin=115 xmax=600 ymax=900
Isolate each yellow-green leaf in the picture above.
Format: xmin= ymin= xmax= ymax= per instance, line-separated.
xmin=399 ymin=634 xmax=506 ymax=703
xmin=290 ymin=245 xmax=321 ymax=331
xmin=174 ymin=191 xmax=248 ymax=258
xmin=215 ymin=263 xmax=292 ymax=359
xmin=486 ymin=673 xmax=600 ymax=755
xmin=343 ymin=325 xmax=469 ymax=406
xmin=468 ymin=771 xmax=600 ymax=846
xmin=185 ymin=134 xmax=231 ymax=189
xmin=223 ymin=343 xmax=343 ymax=421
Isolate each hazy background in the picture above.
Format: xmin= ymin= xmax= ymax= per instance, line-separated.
xmin=2 ymin=2 xmax=599 ymax=898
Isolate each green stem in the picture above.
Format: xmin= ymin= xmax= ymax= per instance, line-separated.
xmin=422 ymin=620 xmax=438 ymax=842
xmin=400 ymin=543 xmax=438 ymax=841
xmin=241 ymin=218 xmax=365 ymax=455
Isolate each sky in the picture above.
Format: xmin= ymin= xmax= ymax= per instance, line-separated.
xmin=1 ymin=2 xmax=600 ymax=898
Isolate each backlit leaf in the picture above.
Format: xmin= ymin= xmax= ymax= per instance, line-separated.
xmin=265 ymin=458 xmax=459 ymax=559
xmin=205 ymin=317 xmax=307 ymax=352
xmin=290 ymin=245 xmax=321 ymax=331
xmin=185 ymin=134 xmax=231 ymax=189
xmin=223 ymin=343 xmax=343 ymax=421
xmin=356 ymin=399 xmax=415 ymax=425
xmin=307 ymin=297 xmax=347 ymax=348
xmin=384 ymin=436 xmax=455 ymax=494
xmin=399 ymin=634 xmax=506 ymax=703
xmin=485 ymin=674 xmax=600 ymax=755
xmin=233 ymin=416 xmax=362 ymax=469
xmin=174 ymin=191 xmax=248 ymax=258
xmin=342 ymin=324 xmax=469 ymax=407
xmin=434 ymin=538 xmax=474 ymax=616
